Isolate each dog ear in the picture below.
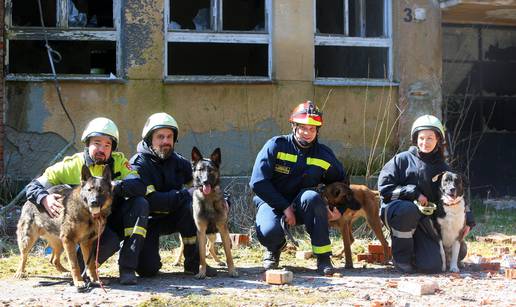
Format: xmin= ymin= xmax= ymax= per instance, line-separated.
xmin=81 ymin=164 xmax=93 ymax=183
xmin=191 ymin=147 xmax=203 ymax=163
xmin=210 ymin=148 xmax=221 ymax=166
xmin=432 ymin=171 xmax=446 ymax=183
xmin=102 ymin=165 xmax=112 ymax=183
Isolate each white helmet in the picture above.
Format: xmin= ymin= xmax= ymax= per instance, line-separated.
xmin=142 ymin=112 xmax=179 ymax=143
xmin=81 ymin=117 xmax=119 ymax=150
xmin=411 ymin=115 xmax=445 ymax=141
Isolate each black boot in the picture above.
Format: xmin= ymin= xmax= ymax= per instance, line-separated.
xmin=263 ymin=249 xmax=281 ymax=270
xmin=183 ymin=243 xmax=217 ymax=277
xmin=393 ymin=259 xmax=415 ymax=274
xmin=119 ymin=266 xmax=137 ymax=285
xmin=316 ymin=252 xmax=335 ymax=276
xmin=391 ymin=235 xmax=415 ymax=274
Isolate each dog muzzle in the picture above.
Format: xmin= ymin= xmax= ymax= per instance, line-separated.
xmin=413 ymin=200 xmax=437 ymax=215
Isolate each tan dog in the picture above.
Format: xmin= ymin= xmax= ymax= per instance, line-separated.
xmin=191 ymin=147 xmax=237 ymax=278
xmin=15 ymin=165 xmax=112 ymax=290
xmin=323 ymin=182 xmax=390 ymax=268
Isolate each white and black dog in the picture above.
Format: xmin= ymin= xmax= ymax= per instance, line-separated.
xmin=435 ymin=171 xmax=466 ymax=273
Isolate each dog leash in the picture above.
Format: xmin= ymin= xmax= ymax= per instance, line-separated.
xmin=280 ymin=216 xmax=299 ymax=248
xmin=95 ymin=219 xmax=107 ymax=293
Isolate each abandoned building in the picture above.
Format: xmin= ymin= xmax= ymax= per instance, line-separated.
xmin=1 ymin=0 xmax=515 ymax=198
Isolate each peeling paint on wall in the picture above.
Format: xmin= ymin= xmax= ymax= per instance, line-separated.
xmin=4 ymin=126 xmax=77 ymax=179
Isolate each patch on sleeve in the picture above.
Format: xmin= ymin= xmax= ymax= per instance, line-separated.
xmin=274 ymin=164 xmax=290 ymax=175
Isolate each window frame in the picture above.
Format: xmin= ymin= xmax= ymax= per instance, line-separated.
xmin=164 ymin=0 xmax=273 ymax=83
xmin=313 ymin=0 xmax=395 ymax=86
xmin=4 ymin=0 xmax=123 ymax=82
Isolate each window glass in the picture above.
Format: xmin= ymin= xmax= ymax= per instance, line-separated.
xmin=168 ymin=42 xmax=268 ymax=76
xmin=9 ymin=40 xmax=116 ymax=75
xmin=222 ymin=0 xmax=265 ymax=31
xmin=315 ymin=46 xmax=388 ymax=79
xmin=12 ymin=0 xmax=56 ymax=27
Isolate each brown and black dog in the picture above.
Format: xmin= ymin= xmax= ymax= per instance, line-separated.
xmin=191 ymin=147 xmax=238 ymax=278
xmin=14 ymin=165 xmax=112 ymax=290
xmin=322 ymin=182 xmax=390 ymax=268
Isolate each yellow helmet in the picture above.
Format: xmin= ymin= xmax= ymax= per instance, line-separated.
xmin=81 ymin=117 xmax=119 ymax=150
xmin=411 ymin=115 xmax=445 ymax=141
xmin=142 ymin=112 xmax=179 ymax=143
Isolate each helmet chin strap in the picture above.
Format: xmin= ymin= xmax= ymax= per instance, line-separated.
xmin=292 ymin=125 xmax=318 ymax=149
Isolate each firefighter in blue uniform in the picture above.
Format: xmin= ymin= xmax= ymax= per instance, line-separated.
xmin=129 ymin=113 xmax=217 ymax=277
xmin=250 ymin=101 xmax=346 ymax=275
xmin=26 ymin=117 xmax=148 ymax=285
xmin=378 ymin=115 xmax=475 ymax=273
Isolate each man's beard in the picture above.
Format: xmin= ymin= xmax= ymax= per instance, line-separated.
xmin=154 ymin=145 xmax=172 ymax=159
xmin=92 ymin=153 xmax=108 ymax=164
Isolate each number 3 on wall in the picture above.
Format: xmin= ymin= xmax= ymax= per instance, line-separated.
xmin=404 ymin=8 xmax=413 ymax=22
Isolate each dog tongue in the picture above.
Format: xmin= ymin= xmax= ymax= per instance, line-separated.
xmin=202 ymin=184 xmax=212 ymax=195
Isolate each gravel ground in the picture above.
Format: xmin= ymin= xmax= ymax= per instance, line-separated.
xmin=1 ymin=261 xmax=515 ymax=306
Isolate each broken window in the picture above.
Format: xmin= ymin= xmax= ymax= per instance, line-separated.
xmin=6 ymin=0 xmax=119 ymax=80
xmin=12 ymin=0 xmax=56 ymax=27
xmin=168 ymin=43 xmax=267 ymax=76
xmin=166 ymin=0 xmax=270 ymax=81
xmin=10 ymin=40 xmax=116 ymax=75
xmin=315 ymin=0 xmax=392 ymax=84
xmin=315 ymin=46 xmax=388 ymax=79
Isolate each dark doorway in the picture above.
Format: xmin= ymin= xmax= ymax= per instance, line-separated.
xmin=443 ymin=24 xmax=516 ymax=197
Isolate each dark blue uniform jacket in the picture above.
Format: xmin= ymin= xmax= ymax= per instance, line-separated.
xmin=130 ymin=141 xmax=192 ymax=215
xmin=249 ymin=134 xmax=346 ymax=211
xmin=378 ymin=146 xmax=475 ymax=227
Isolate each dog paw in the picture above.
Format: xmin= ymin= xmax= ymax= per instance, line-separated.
xmin=442 ymin=265 xmax=447 ymax=272
xmin=75 ymin=280 xmax=87 ymax=289
xmin=228 ymin=269 xmax=239 ymax=278
xmin=13 ymin=271 xmax=25 ymax=279
xmin=344 ymin=263 xmax=354 ymax=269
xmin=450 ymin=266 xmax=460 ymax=273
xmin=195 ymin=271 xmax=207 ymax=279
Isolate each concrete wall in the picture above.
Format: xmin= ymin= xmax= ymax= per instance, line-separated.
xmin=393 ymin=0 xmax=444 ymax=147
xmin=4 ymin=0 xmax=445 ymax=180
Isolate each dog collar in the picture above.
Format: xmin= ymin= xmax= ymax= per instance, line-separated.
xmin=442 ymin=195 xmax=464 ymax=206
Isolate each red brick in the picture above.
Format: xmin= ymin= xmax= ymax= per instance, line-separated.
xmin=505 ymin=268 xmax=516 ymax=279
xmin=371 ymin=300 xmax=394 ymax=307
xmin=368 ymin=244 xmax=384 ymax=255
xmin=265 ymin=270 xmax=293 ymax=285
xmin=480 ymin=262 xmax=501 ymax=272
xmin=357 ymin=253 xmax=374 ymax=262
xmin=229 ymin=233 xmax=250 ymax=247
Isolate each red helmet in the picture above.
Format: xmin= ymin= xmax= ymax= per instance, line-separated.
xmin=289 ymin=101 xmax=323 ymax=126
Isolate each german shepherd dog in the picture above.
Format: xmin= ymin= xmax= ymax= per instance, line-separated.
xmin=435 ymin=171 xmax=466 ymax=273
xmin=191 ymin=147 xmax=238 ymax=278
xmin=322 ymin=182 xmax=391 ymax=268
xmin=15 ymin=165 xmax=113 ymax=290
